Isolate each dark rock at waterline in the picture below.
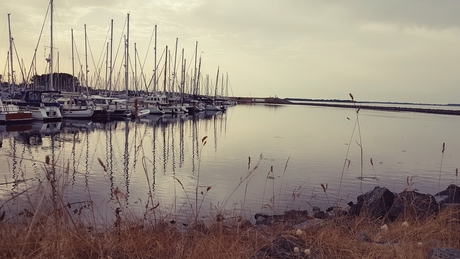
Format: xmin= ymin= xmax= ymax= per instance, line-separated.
xmin=435 ymin=184 xmax=460 ymax=206
xmin=252 ymin=234 xmax=312 ymax=259
xmin=349 ymin=186 xmax=395 ymax=219
xmin=255 ymin=210 xmax=310 ymax=226
xmin=254 ymin=185 xmax=457 ymax=227
xmin=387 ymin=190 xmax=439 ymax=221
xmin=428 ymin=247 xmax=460 ymax=259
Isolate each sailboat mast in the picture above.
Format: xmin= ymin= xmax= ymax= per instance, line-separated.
xmin=153 ymin=24 xmax=157 ymax=93
xmin=196 ymin=53 xmax=202 ymax=96
xmin=226 ymin=72 xmax=229 ymax=97
xmin=105 ymin=42 xmax=108 ymax=93
xmin=50 ymin=0 xmax=54 ymax=90
xmin=193 ymin=41 xmax=198 ymax=96
xmin=71 ymin=29 xmax=75 ymax=92
xmin=171 ymin=38 xmax=178 ymax=94
xmin=214 ymin=66 xmax=219 ymax=99
xmin=181 ymin=48 xmax=185 ymax=95
xmin=7 ymin=14 xmax=14 ymax=89
xmin=164 ymin=45 xmax=168 ymax=93
xmin=85 ymin=24 xmax=89 ymax=95
xmin=134 ymin=42 xmax=137 ymax=93
xmin=125 ymin=13 xmax=130 ymax=98
xmin=109 ymin=19 xmax=113 ymax=94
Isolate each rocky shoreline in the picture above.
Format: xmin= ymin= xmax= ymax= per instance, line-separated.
xmin=232 ymin=184 xmax=460 ymax=258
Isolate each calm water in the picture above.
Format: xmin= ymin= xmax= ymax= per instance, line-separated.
xmin=1 ymin=104 xmax=459 ymax=223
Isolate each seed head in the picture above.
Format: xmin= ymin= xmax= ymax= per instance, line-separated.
xmin=402 ymin=221 xmax=409 ymax=228
xmin=380 ymin=224 xmax=388 ymax=232
xmin=304 ymin=249 xmax=311 ymax=255
xmin=296 ymin=229 xmax=303 ymax=236
xmin=293 ymin=247 xmax=299 ymax=254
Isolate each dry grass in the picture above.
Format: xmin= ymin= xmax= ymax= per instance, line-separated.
xmin=1 ymin=176 xmax=459 ymax=259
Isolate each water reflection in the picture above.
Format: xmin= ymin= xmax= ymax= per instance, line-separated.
xmin=2 ymin=104 xmax=460 ymax=224
xmin=0 ymin=110 xmax=229 ymax=220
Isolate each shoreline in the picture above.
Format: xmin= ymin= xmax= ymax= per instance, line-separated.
xmin=230 ymin=97 xmax=460 ymax=116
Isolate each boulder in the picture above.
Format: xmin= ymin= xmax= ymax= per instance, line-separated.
xmin=387 ymin=191 xmax=439 ymax=221
xmin=254 ymin=210 xmax=310 ymax=226
xmin=435 ymin=184 xmax=460 ymax=206
xmin=428 ymin=247 xmax=460 ymax=259
xmin=252 ymin=234 xmax=311 ymax=259
xmin=349 ymin=186 xmax=395 ymax=219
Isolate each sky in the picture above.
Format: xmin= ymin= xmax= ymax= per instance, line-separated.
xmin=1 ymin=0 xmax=460 ymax=104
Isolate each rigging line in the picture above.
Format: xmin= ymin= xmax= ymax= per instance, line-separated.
xmin=128 ymin=46 xmax=147 ymax=93
xmin=135 ymin=45 xmax=150 ymax=92
xmin=73 ymin=37 xmax=84 ymax=90
xmin=26 ymin=4 xmax=50 ymax=83
xmin=2 ymin=54 xmax=7 ymax=83
xmin=111 ymin=16 xmax=128 ymax=88
xmin=52 ymin=4 xmax=71 ymax=62
xmin=142 ymin=29 xmax=155 ymax=69
xmin=12 ymin=40 xmax=26 ymax=84
xmin=87 ymin=28 xmax=110 ymax=89
xmin=85 ymin=37 xmax=102 ymax=89
xmin=113 ymin=58 xmax=124 ymax=92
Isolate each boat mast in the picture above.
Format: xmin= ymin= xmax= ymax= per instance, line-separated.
xmin=181 ymin=49 xmax=186 ymax=101
xmin=85 ymin=24 xmax=89 ymax=95
xmin=125 ymin=13 xmax=129 ymax=99
xmin=225 ymin=72 xmax=229 ymax=97
xmin=196 ymin=53 xmax=202 ymax=96
xmin=153 ymin=24 xmax=157 ymax=94
xmin=109 ymin=19 xmax=113 ymax=94
xmin=214 ymin=66 xmax=219 ymax=100
xmin=171 ymin=38 xmax=178 ymax=95
xmin=193 ymin=41 xmax=198 ymax=97
xmin=134 ymin=42 xmax=138 ymax=93
xmin=164 ymin=45 xmax=168 ymax=93
xmin=8 ymin=14 xmax=14 ymax=91
xmin=49 ymin=0 xmax=54 ymax=90
xmin=71 ymin=29 xmax=75 ymax=92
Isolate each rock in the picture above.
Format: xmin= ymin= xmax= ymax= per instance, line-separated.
xmin=327 ymin=205 xmax=351 ymax=217
xmin=387 ymin=191 xmax=439 ymax=221
xmin=292 ymin=218 xmax=325 ymax=229
xmin=357 ymin=231 xmax=372 ymax=242
xmin=350 ymin=186 xmax=395 ymax=219
xmin=435 ymin=184 xmax=460 ymax=206
xmin=312 ymin=210 xmax=327 ymax=219
xmin=255 ymin=213 xmax=271 ymax=225
xmin=254 ymin=210 xmax=310 ymax=226
xmin=237 ymin=219 xmax=253 ymax=230
xmin=252 ymin=234 xmax=309 ymax=259
xmin=312 ymin=206 xmax=321 ymax=212
xmin=428 ymin=247 xmax=460 ymax=259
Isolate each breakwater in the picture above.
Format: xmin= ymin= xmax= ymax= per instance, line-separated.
xmin=290 ymin=101 xmax=460 ymax=116
xmin=230 ymin=96 xmax=460 ymax=116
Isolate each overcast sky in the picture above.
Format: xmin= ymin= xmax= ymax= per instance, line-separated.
xmin=1 ymin=0 xmax=460 ymax=103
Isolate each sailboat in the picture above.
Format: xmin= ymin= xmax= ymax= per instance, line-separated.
xmin=0 ymin=98 xmax=33 ymax=123
xmin=0 ymin=14 xmax=33 ymax=124
xmin=205 ymin=67 xmax=223 ymax=111
xmin=14 ymin=0 xmax=63 ymax=121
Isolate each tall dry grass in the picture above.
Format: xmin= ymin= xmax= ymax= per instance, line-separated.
xmin=1 ymin=184 xmax=459 ymax=259
xmin=1 ymin=148 xmax=459 ymax=259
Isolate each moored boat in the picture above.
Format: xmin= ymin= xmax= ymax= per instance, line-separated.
xmin=13 ymin=91 xmax=63 ymax=121
xmin=57 ymin=97 xmax=94 ymax=119
xmin=0 ymin=99 xmax=33 ymax=123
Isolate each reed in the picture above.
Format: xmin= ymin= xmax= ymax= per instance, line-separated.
xmin=1 ymin=145 xmax=460 ymax=259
